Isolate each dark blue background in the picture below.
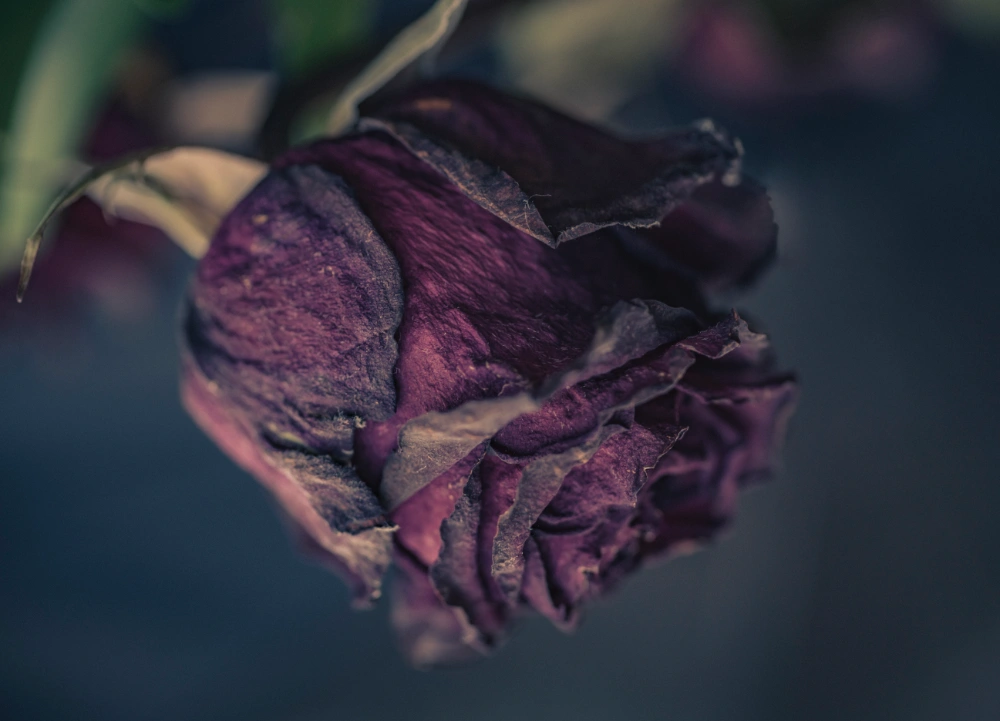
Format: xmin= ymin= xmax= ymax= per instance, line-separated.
xmin=2 ymin=7 xmax=999 ymax=720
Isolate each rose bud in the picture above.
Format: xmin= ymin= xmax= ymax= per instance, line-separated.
xmin=179 ymin=79 xmax=796 ymax=665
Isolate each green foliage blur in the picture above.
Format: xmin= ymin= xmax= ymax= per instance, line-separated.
xmin=0 ymin=1 xmax=56 ymax=130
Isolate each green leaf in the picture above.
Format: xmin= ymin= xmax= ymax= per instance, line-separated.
xmin=270 ymin=0 xmax=373 ymax=78
xmin=325 ymin=0 xmax=469 ymax=135
xmin=17 ymin=146 xmax=267 ymax=302
xmin=131 ymin=0 xmax=193 ymax=20
xmin=0 ymin=1 xmax=57 ymax=127
xmin=0 ymin=0 xmax=145 ymax=276
xmin=947 ymin=0 xmax=1000 ymax=36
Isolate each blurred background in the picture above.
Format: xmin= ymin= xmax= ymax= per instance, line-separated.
xmin=1 ymin=1 xmax=998 ymax=719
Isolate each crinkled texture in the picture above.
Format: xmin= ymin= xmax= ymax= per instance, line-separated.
xmin=358 ymin=79 xmax=744 ymax=246
xmin=528 ymin=322 xmax=797 ymax=625
xmin=625 ymin=177 xmax=777 ymax=292
xmin=182 ymin=80 xmax=795 ymax=664
xmin=412 ymin=314 xmax=795 ymax=659
xmin=183 ymin=163 xmax=404 ymax=605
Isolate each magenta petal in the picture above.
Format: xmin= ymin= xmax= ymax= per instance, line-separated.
xmin=390 ymin=443 xmax=488 ymax=568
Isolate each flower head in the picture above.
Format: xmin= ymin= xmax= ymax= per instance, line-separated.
xmin=180 ymin=79 xmax=796 ymax=665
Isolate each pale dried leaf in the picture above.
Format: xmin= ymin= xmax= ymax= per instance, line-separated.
xmin=17 ymin=146 xmax=266 ymax=301
xmin=325 ymin=0 xmax=468 ymax=135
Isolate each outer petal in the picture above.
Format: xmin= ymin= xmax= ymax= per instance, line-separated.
xmin=181 ymin=163 xmax=404 ymax=604
xmin=360 ymin=81 xmax=776 ymax=296
xmin=390 ymin=549 xmax=485 ymax=668
xmin=183 ymin=362 xmax=395 ymax=606
xmin=631 ymin=328 xmax=797 ymax=559
xmin=526 ymin=421 xmax=682 ymax=625
xmin=625 ymin=178 xmax=778 ymax=293
xmin=523 ymin=320 xmax=796 ymax=624
xmin=360 ymin=79 xmax=743 ymax=245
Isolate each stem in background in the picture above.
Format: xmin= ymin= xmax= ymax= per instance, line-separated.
xmin=256 ymin=0 xmax=530 ymax=160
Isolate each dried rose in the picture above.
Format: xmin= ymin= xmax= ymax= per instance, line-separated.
xmin=179 ymin=80 xmax=796 ymax=665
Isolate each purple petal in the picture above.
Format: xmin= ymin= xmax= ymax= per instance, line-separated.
xmin=276 ymin=133 xmax=707 ymax=510
xmin=526 ymin=422 xmax=682 ymax=624
xmin=361 ymin=79 xmax=743 ymax=245
xmin=391 ymin=549 xmax=485 ymax=668
xmin=181 ymin=163 xmax=404 ymax=604
xmin=183 ymin=358 xmax=395 ymax=605
xmin=429 ymin=451 xmax=520 ymax=647
xmin=627 ymin=178 xmax=778 ymax=292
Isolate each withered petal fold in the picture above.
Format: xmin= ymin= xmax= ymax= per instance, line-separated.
xmin=360 ymin=79 xmax=743 ymax=246
xmin=390 ymin=549 xmax=485 ymax=668
xmin=183 ymin=359 xmax=395 ymax=605
xmin=629 ymin=178 xmax=778 ymax=292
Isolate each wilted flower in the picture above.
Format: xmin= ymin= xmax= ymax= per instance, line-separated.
xmin=179 ymin=79 xmax=796 ymax=665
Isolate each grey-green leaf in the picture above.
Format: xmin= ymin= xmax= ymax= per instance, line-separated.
xmin=17 ymin=146 xmax=267 ymax=301
xmin=0 ymin=0 xmax=144 ymax=277
xmin=324 ymin=0 xmax=468 ymax=135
